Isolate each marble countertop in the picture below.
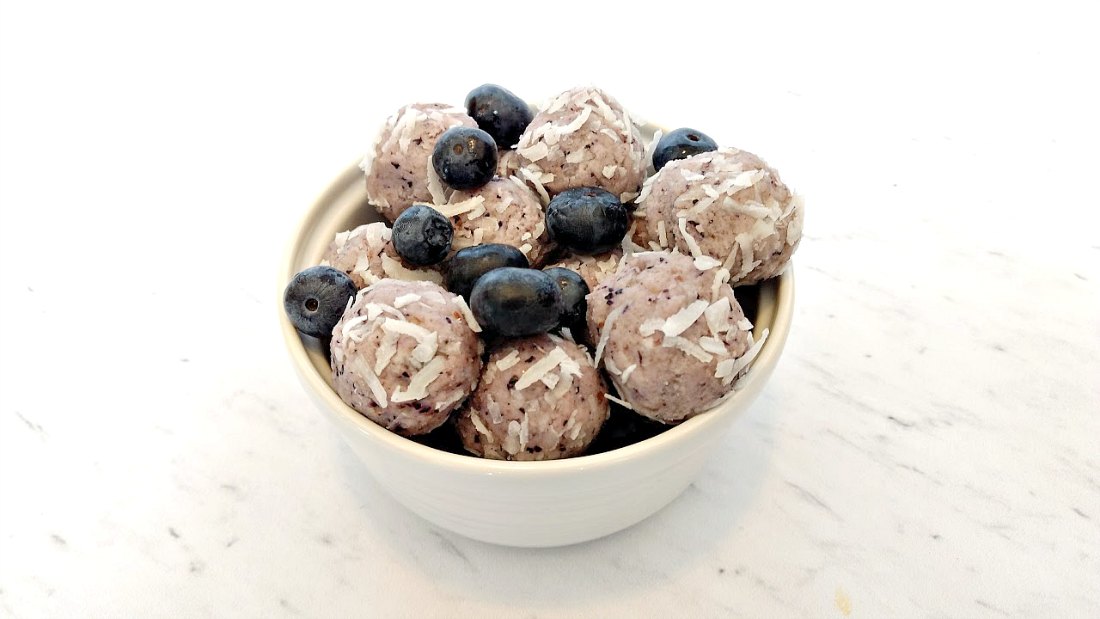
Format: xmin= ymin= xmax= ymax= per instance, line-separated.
xmin=1 ymin=2 xmax=1097 ymax=617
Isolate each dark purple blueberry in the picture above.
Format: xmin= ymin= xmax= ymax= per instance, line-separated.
xmin=543 ymin=266 xmax=588 ymax=333
xmin=283 ymin=266 xmax=357 ymax=338
xmin=545 ymin=187 xmax=629 ymax=255
xmin=432 ymin=126 xmax=497 ymax=190
xmin=465 ymin=84 xmax=534 ymax=149
xmin=392 ymin=204 xmax=453 ymax=266
xmin=470 ymin=268 xmax=563 ymax=337
xmin=652 ymin=128 xmax=718 ymax=171
xmin=443 ymin=243 xmax=529 ymax=300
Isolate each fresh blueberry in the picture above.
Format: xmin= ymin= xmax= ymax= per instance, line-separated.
xmin=283 ymin=265 xmax=357 ymax=338
xmin=652 ymin=127 xmax=718 ymax=171
xmin=545 ymin=187 xmax=629 ymax=255
xmin=392 ymin=204 xmax=453 ymax=266
xmin=464 ymin=84 xmax=533 ymax=149
xmin=470 ymin=268 xmax=563 ymax=337
xmin=432 ymin=126 xmax=497 ymax=190
xmin=444 ymin=243 xmax=530 ymax=300
xmin=543 ymin=267 xmax=588 ymax=333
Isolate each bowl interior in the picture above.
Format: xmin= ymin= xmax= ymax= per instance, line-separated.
xmin=280 ymin=133 xmax=792 ymax=471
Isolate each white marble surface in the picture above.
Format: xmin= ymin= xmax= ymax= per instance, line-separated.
xmin=1 ymin=1 xmax=1098 ymax=617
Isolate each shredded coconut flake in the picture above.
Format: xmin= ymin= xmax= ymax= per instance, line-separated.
xmin=426 ymin=158 xmax=448 ymax=204
xmin=435 ymin=389 xmax=466 ymax=411
xmin=393 ymin=293 xmax=421 ymax=308
xmin=451 ymin=296 xmax=482 ymax=333
xmin=495 ymin=350 xmax=521 ymax=371
xmin=380 ymin=317 xmax=433 ymax=343
xmin=594 ymin=306 xmax=624 ymax=366
xmin=737 ymin=317 xmax=754 ymax=331
xmin=657 ymin=220 xmax=668 ymax=248
xmin=518 ymin=141 xmax=550 ymax=162
xmin=515 ymin=347 xmax=571 ymax=390
xmin=381 ymin=255 xmax=441 ymax=283
xmin=391 ymin=356 xmax=445 ymax=403
xmin=469 ymin=413 xmax=493 ymax=442
xmin=620 ymin=364 xmax=637 ymax=383
xmin=350 ymin=356 xmax=388 ymax=408
xmin=734 ymin=233 xmax=756 ymax=279
xmin=711 ymin=268 xmax=731 ymax=301
xmin=605 ymin=358 xmax=622 ymax=375
xmin=373 ymin=330 xmax=399 ymax=374
xmin=565 ymin=150 xmax=586 ymax=164
xmin=698 ymin=336 xmax=728 ymax=355
xmin=733 ymin=169 xmax=763 ymax=188
xmin=558 ymin=106 xmax=592 ymax=135
xmin=678 ymin=217 xmax=704 ymax=258
xmin=437 ymin=195 xmax=486 ymax=218
xmin=644 ymin=129 xmax=663 ymax=173
xmin=694 ymin=255 xmax=721 ymax=271
xmin=661 ymin=299 xmax=710 ymax=338
xmin=605 ymin=393 xmax=634 ymax=410
xmin=519 ymin=243 xmax=533 ymax=255
xmin=680 ymin=168 xmax=706 ymax=182
xmin=518 ymin=412 xmax=530 ymax=450
xmin=519 ymin=167 xmax=551 ymax=205
xmin=705 ymin=297 xmax=732 ymax=334
xmin=602 ymin=165 xmax=617 ymax=179
xmin=724 ymin=328 xmax=769 ymax=384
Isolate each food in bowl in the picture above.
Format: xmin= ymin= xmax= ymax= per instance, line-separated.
xmin=283 ymin=83 xmax=804 ymax=462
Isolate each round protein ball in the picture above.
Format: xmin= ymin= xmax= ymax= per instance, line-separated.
xmin=437 ymin=176 xmax=553 ymax=265
xmin=361 ymin=103 xmax=477 ymax=222
xmin=330 ymin=280 xmax=484 ymax=436
xmin=320 ymin=223 xmax=442 ymax=289
xmin=456 ymin=334 xmax=609 ymax=460
xmin=634 ymin=148 xmax=804 ymax=286
xmin=543 ymin=249 xmax=622 ymax=291
xmin=513 ymin=86 xmax=646 ymax=204
xmin=587 ymin=251 xmax=760 ymax=424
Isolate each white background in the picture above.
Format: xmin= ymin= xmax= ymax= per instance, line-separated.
xmin=1 ymin=1 xmax=1098 ymax=617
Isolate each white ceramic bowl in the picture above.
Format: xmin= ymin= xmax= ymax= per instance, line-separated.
xmin=280 ymin=164 xmax=794 ymax=547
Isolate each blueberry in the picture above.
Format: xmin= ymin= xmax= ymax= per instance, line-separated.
xmin=464 ymin=84 xmax=533 ymax=149
xmin=652 ymin=128 xmax=718 ymax=171
xmin=432 ymin=126 xmax=497 ymax=190
xmin=392 ymin=204 xmax=453 ymax=266
xmin=470 ymin=268 xmax=563 ymax=337
xmin=543 ymin=267 xmax=588 ymax=332
xmin=444 ymin=243 xmax=530 ymax=300
xmin=283 ymin=266 xmax=357 ymax=338
xmin=545 ymin=187 xmax=629 ymax=255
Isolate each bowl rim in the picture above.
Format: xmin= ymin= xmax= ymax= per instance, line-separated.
xmin=279 ymin=163 xmax=795 ymax=476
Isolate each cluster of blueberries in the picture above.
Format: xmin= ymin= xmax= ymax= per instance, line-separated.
xmin=285 ymin=84 xmax=718 ymax=343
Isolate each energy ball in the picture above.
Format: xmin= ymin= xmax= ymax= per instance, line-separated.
xmin=513 ymin=86 xmax=646 ymax=204
xmin=586 ymin=251 xmax=766 ymax=424
xmin=633 ymin=148 xmax=804 ymax=286
xmin=330 ymin=280 xmax=483 ymax=436
xmin=456 ymin=334 xmax=609 ymax=460
xmin=438 ymin=176 xmax=553 ymax=265
xmin=361 ymin=103 xmax=476 ymax=222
